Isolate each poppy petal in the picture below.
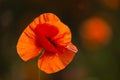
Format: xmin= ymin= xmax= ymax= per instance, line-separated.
xmin=66 ymin=43 xmax=78 ymax=53
xmin=59 ymin=43 xmax=78 ymax=65
xmin=17 ymin=25 xmax=42 ymax=61
xmin=52 ymin=22 xmax=72 ymax=47
xmin=38 ymin=43 xmax=78 ymax=74
xmin=16 ymin=13 xmax=61 ymax=61
xmin=38 ymin=13 xmax=60 ymax=24
xmin=38 ymin=13 xmax=72 ymax=47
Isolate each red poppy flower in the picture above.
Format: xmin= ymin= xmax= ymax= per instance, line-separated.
xmin=16 ymin=13 xmax=78 ymax=74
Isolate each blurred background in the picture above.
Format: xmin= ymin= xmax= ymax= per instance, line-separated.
xmin=0 ymin=0 xmax=120 ymax=80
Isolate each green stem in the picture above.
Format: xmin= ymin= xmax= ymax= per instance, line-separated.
xmin=38 ymin=70 xmax=41 ymax=80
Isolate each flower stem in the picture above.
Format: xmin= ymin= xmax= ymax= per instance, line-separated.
xmin=38 ymin=70 xmax=41 ymax=80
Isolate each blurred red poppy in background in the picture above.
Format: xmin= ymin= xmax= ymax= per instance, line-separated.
xmin=80 ymin=17 xmax=112 ymax=50
xmin=16 ymin=13 xmax=78 ymax=74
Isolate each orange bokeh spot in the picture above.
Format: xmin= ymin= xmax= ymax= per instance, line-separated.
xmin=80 ymin=17 xmax=112 ymax=49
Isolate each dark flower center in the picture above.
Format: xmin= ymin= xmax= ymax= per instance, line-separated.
xmin=35 ymin=23 xmax=59 ymax=54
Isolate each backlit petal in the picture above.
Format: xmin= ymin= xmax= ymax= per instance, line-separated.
xmin=38 ymin=13 xmax=72 ymax=47
xmin=52 ymin=22 xmax=71 ymax=47
xmin=17 ymin=25 xmax=42 ymax=61
xmin=38 ymin=13 xmax=60 ymax=24
xmin=38 ymin=43 xmax=78 ymax=74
